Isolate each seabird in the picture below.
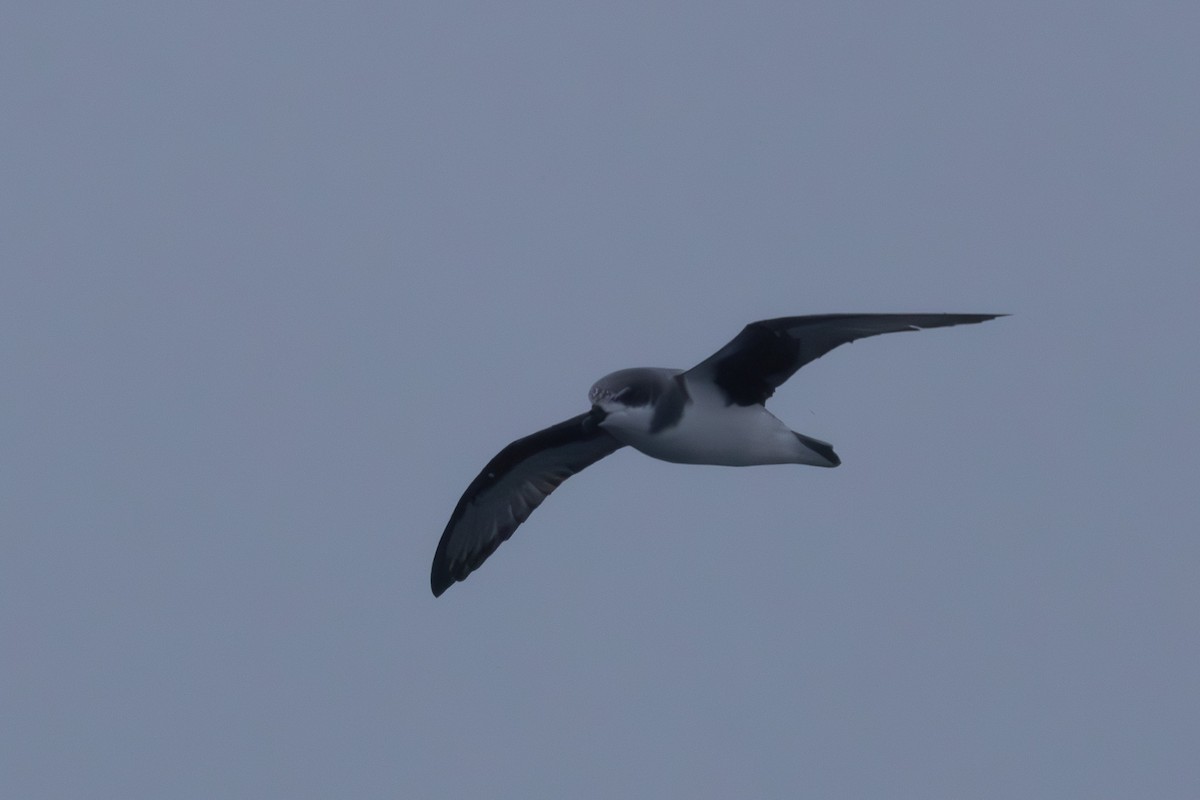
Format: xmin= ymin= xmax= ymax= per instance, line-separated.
xmin=431 ymin=313 xmax=1003 ymax=596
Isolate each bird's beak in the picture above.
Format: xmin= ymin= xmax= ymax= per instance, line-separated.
xmin=583 ymin=404 xmax=607 ymax=433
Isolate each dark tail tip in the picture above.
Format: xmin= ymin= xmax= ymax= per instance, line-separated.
xmin=794 ymin=432 xmax=841 ymax=467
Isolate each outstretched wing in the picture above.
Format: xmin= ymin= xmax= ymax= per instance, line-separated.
xmin=687 ymin=313 xmax=1003 ymax=406
xmin=431 ymin=413 xmax=625 ymax=596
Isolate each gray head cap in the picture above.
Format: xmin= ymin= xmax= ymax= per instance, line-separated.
xmin=588 ymin=367 xmax=681 ymax=408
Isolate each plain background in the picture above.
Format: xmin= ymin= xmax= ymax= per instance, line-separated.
xmin=3 ymin=2 xmax=1198 ymax=798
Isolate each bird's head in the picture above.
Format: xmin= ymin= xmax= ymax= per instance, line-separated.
xmin=586 ymin=368 xmax=679 ymax=434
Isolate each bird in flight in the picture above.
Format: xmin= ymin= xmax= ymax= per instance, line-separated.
xmin=431 ymin=313 xmax=1003 ymax=596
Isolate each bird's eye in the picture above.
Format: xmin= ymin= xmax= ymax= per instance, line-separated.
xmin=618 ymin=387 xmax=649 ymax=406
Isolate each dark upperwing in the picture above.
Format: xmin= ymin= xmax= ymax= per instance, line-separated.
xmin=431 ymin=412 xmax=625 ymax=596
xmin=686 ymin=313 xmax=1004 ymax=406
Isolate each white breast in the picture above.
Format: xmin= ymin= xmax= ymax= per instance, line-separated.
xmin=600 ymin=376 xmax=811 ymax=466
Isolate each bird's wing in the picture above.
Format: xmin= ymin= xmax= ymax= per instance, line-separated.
xmin=686 ymin=313 xmax=1003 ymax=406
xmin=431 ymin=412 xmax=625 ymax=596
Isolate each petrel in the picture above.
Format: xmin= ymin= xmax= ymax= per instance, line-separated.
xmin=431 ymin=313 xmax=1002 ymax=596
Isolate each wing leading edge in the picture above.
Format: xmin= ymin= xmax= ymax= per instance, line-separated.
xmin=687 ymin=313 xmax=1004 ymax=406
xmin=431 ymin=413 xmax=625 ymax=596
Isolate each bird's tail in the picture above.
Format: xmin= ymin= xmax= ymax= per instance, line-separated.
xmin=793 ymin=432 xmax=841 ymax=467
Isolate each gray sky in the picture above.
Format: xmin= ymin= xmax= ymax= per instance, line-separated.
xmin=3 ymin=2 xmax=1198 ymax=798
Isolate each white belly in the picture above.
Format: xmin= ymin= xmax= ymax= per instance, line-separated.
xmin=601 ymin=381 xmax=810 ymax=466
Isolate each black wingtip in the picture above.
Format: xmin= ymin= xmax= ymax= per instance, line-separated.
xmin=912 ymin=312 xmax=1008 ymax=328
xmin=431 ymin=565 xmax=452 ymax=597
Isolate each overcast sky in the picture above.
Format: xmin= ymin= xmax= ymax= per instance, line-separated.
xmin=3 ymin=3 xmax=1198 ymax=798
